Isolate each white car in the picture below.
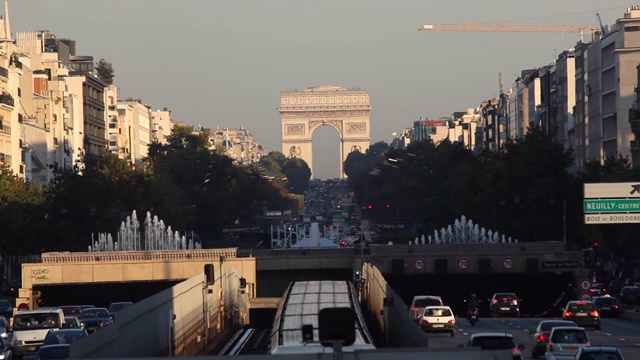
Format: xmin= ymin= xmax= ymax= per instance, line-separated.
xmin=545 ymin=326 xmax=590 ymax=360
xmin=418 ymin=305 xmax=455 ymax=336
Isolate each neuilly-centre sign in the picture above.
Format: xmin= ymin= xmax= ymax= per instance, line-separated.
xmin=584 ymin=182 xmax=640 ymax=224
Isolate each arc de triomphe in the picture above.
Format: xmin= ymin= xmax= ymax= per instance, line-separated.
xmin=278 ymin=86 xmax=371 ymax=178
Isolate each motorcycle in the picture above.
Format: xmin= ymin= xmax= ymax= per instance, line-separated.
xmin=467 ymin=306 xmax=479 ymax=326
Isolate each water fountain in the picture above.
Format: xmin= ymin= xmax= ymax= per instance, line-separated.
xmin=90 ymin=210 xmax=202 ymax=252
xmin=418 ymin=215 xmax=517 ymax=245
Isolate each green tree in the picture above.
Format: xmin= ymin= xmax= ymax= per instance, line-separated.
xmin=95 ymin=58 xmax=115 ymax=85
xmin=0 ymin=165 xmax=47 ymax=255
xmin=281 ymin=158 xmax=311 ymax=194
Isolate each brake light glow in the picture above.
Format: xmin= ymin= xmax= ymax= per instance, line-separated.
xmin=411 ymin=307 xmax=420 ymax=311
xmin=589 ymin=310 xmax=599 ymax=317
xmin=511 ymin=299 xmax=518 ymax=305
xmin=448 ymin=319 xmax=454 ymax=324
xmin=538 ymin=334 xmax=547 ymax=341
xmin=421 ymin=319 xmax=429 ymax=324
xmin=492 ymin=299 xmax=498 ymax=303
xmin=565 ymin=311 xmax=574 ymax=317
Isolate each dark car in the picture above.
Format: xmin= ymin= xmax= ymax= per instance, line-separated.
xmin=530 ymin=319 xmax=576 ymax=359
xmin=58 ymin=305 xmax=82 ymax=318
xmin=619 ymin=286 xmax=640 ymax=306
xmin=78 ymin=307 xmax=112 ymax=333
xmin=0 ymin=316 xmax=9 ymax=340
xmin=466 ymin=332 xmax=525 ymax=360
xmin=0 ymin=300 xmax=12 ymax=318
xmin=108 ymin=302 xmax=133 ymax=321
xmin=562 ymin=300 xmax=601 ymax=330
xmin=62 ymin=316 xmax=83 ymax=329
xmin=43 ymin=328 xmax=88 ymax=345
xmin=594 ymin=296 xmax=623 ymax=318
xmin=35 ymin=344 xmax=70 ymax=360
xmin=574 ymin=346 xmax=624 ymax=360
xmin=489 ymin=292 xmax=520 ymax=317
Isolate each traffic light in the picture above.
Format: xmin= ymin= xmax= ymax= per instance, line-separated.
xmin=354 ymin=270 xmax=361 ymax=280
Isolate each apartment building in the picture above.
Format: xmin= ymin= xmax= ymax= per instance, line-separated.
xmin=209 ymin=127 xmax=266 ymax=166
xmin=117 ymin=98 xmax=152 ymax=167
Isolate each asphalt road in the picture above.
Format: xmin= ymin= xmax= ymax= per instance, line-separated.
xmin=424 ymin=315 xmax=640 ymax=359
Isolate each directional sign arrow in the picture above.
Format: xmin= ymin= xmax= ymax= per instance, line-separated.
xmin=631 ymin=184 xmax=640 ymax=195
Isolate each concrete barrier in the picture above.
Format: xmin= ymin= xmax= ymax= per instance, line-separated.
xmin=621 ymin=309 xmax=640 ymax=322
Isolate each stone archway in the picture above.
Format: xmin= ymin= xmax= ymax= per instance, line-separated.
xmin=278 ymin=86 xmax=371 ymax=178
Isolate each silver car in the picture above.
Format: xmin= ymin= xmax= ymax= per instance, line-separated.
xmin=408 ymin=295 xmax=443 ymax=322
xmin=545 ymin=326 xmax=590 ymax=360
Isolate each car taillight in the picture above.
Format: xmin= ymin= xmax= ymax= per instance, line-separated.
xmin=511 ymin=299 xmax=518 ymax=305
xmin=492 ymin=299 xmax=498 ymax=303
xmin=99 ymin=321 xmax=105 ymax=327
xmin=512 ymin=347 xmax=520 ymax=354
xmin=411 ymin=307 xmax=420 ymax=312
xmin=548 ymin=342 xmax=554 ymax=351
xmin=613 ymin=305 xmax=619 ymax=309
xmin=565 ymin=311 xmax=573 ymax=317
xmin=586 ymin=341 xmax=591 ymax=347
xmin=590 ymin=310 xmax=599 ymax=317
xmin=448 ymin=319 xmax=454 ymax=324
xmin=538 ymin=334 xmax=547 ymax=341
xmin=421 ymin=319 xmax=429 ymax=324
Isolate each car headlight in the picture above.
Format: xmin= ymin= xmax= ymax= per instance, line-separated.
xmin=11 ymin=339 xmax=23 ymax=346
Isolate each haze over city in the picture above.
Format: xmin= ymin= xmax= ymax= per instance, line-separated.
xmin=10 ymin=0 xmax=632 ymax=178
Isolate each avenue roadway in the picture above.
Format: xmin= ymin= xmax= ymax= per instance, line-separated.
xmin=424 ymin=316 xmax=640 ymax=359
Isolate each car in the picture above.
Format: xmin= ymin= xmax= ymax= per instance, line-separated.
xmin=574 ymin=346 xmax=624 ymax=360
xmin=62 ymin=316 xmax=83 ymax=329
xmin=408 ymin=295 xmax=443 ymax=322
xmin=0 ymin=299 xmax=13 ymax=318
xmin=593 ymin=296 xmax=623 ymax=318
xmin=78 ymin=307 xmax=112 ymax=334
xmin=466 ymin=332 xmax=525 ymax=360
xmin=530 ymin=320 xmax=577 ymax=359
xmin=0 ymin=337 xmax=7 ymax=360
xmin=489 ymin=292 xmax=520 ymax=317
xmin=108 ymin=301 xmax=133 ymax=321
xmin=0 ymin=316 xmax=9 ymax=340
xmin=58 ymin=306 xmax=82 ymax=318
xmin=562 ymin=301 xmax=601 ymax=330
xmin=43 ymin=328 xmax=88 ymax=345
xmin=418 ymin=305 xmax=455 ymax=336
xmin=34 ymin=344 xmax=70 ymax=360
xmin=545 ymin=326 xmax=590 ymax=360
xmin=618 ymin=286 xmax=639 ymax=306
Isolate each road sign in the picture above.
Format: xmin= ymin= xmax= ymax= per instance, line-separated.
xmin=457 ymin=258 xmax=469 ymax=270
xmin=579 ymin=278 xmax=592 ymax=291
xmin=584 ymin=182 xmax=640 ymax=198
xmin=583 ymin=199 xmax=640 ymax=213
xmin=579 ymin=292 xmax=593 ymax=302
xmin=502 ymin=257 xmax=514 ymax=270
xmin=413 ymin=258 xmax=426 ymax=271
xmin=585 ymin=214 xmax=640 ymax=224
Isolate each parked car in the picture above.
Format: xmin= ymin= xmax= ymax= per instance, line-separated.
xmin=574 ymin=346 xmax=624 ymax=360
xmin=489 ymin=292 xmax=520 ymax=317
xmin=0 ymin=299 xmax=13 ymax=318
xmin=78 ymin=307 xmax=112 ymax=334
xmin=418 ymin=305 xmax=455 ymax=336
xmin=594 ymin=296 xmax=623 ymax=318
xmin=466 ymin=332 xmax=524 ymax=360
xmin=43 ymin=328 xmax=88 ymax=345
xmin=562 ymin=301 xmax=601 ymax=330
xmin=545 ymin=326 xmax=590 ymax=360
xmin=530 ymin=319 xmax=577 ymax=359
xmin=408 ymin=295 xmax=443 ymax=322
xmin=34 ymin=344 xmax=70 ymax=360
xmin=619 ymin=286 xmax=640 ymax=306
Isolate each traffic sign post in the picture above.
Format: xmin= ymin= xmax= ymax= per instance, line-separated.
xmin=579 ymin=292 xmax=593 ymax=302
xmin=457 ymin=258 xmax=469 ymax=270
xmin=413 ymin=258 xmax=426 ymax=271
xmin=502 ymin=257 xmax=514 ymax=270
xmin=579 ymin=278 xmax=592 ymax=291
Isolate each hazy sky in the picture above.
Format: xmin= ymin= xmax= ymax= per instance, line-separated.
xmin=9 ymin=1 xmax=631 ymax=179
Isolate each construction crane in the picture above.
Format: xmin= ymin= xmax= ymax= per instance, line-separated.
xmin=418 ymin=23 xmax=600 ymax=33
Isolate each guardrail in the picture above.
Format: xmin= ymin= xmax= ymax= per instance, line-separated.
xmin=41 ymin=248 xmax=239 ymax=263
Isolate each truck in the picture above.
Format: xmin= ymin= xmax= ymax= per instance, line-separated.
xmin=9 ymin=308 xmax=66 ymax=359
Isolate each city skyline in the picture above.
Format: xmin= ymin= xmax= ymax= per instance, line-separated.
xmin=10 ymin=0 xmax=632 ymax=179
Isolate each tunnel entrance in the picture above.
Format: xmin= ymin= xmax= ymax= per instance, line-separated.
xmin=33 ymin=280 xmax=182 ymax=308
xmin=385 ymin=272 xmax=575 ymax=318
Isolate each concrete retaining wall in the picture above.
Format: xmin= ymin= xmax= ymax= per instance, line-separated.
xmin=362 ymin=263 xmax=429 ymax=348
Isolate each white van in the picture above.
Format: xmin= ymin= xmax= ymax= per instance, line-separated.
xmin=9 ymin=308 xmax=65 ymax=359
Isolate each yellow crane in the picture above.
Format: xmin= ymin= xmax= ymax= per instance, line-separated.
xmin=418 ymin=23 xmax=600 ymax=33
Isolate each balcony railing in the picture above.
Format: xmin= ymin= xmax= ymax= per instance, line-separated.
xmin=0 ymin=93 xmax=14 ymax=107
xmin=0 ymin=124 xmax=10 ymax=135
xmin=0 ymin=152 xmax=12 ymax=163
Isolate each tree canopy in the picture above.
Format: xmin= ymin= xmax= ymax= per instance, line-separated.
xmin=95 ymin=58 xmax=115 ymax=85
